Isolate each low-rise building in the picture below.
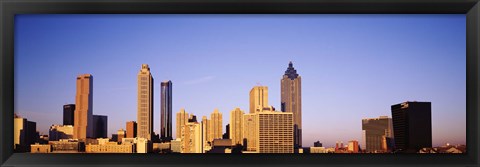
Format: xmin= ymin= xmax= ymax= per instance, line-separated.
xmin=31 ymin=143 xmax=52 ymax=153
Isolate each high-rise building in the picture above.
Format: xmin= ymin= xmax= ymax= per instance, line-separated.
xmin=210 ymin=109 xmax=223 ymax=140
xmin=93 ymin=115 xmax=108 ymax=139
xmin=348 ymin=140 xmax=359 ymax=153
xmin=14 ymin=115 xmax=37 ymax=152
xmin=181 ymin=122 xmax=202 ymax=153
xmin=126 ymin=121 xmax=137 ymax=138
xmin=63 ymin=104 xmax=75 ymax=126
xmin=201 ymin=116 xmax=211 ymax=152
xmin=176 ymin=108 xmax=189 ymax=140
xmin=281 ymin=61 xmax=302 ymax=149
xmin=243 ymin=113 xmax=257 ymax=151
xmin=137 ymin=64 xmax=154 ymax=140
xmin=230 ymin=107 xmax=244 ymax=145
xmin=160 ymin=80 xmax=173 ymax=141
xmin=249 ymin=86 xmax=269 ymax=113
xmin=391 ymin=101 xmax=432 ymax=153
xmin=117 ymin=129 xmax=126 ymax=143
xmin=361 ymin=116 xmax=394 ymax=153
xmin=49 ymin=125 xmax=74 ymax=141
xmin=256 ymin=110 xmax=294 ymax=153
xmin=74 ymin=74 xmax=93 ymax=141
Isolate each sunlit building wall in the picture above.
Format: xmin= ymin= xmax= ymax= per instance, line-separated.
xmin=49 ymin=125 xmax=74 ymax=141
xmin=74 ymin=74 xmax=93 ymax=141
xmin=126 ymin=121 xmax=137 ymax=138
xmin=281 ymin=61 xmax=302 ymax=148
xmin=256 ymin=110 xmax=294 ymax=153
xmin=210 ymin=109 xmax=223 ymax=140
xmin=181 ymin=122 xmax=202 ymax=153
xmin=137 ymin=64 xmax=154 ymax=141
xmin=230 ymin=108 xmax=244 ymax=145
xmin=176 ymin=108 xmax=189 ymax=140
xmin=243 ymin=113 xmax=257 ymax=151
xmin=249 ymin=86 xmax=269 ymax=113
xmin=361 ymin=116 xmax=393 ymax=153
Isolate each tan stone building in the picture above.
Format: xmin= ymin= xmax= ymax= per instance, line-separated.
xmin=74 ymin=74 xmax=93 ymax=141
xmin=229 ymin=108 xmax=244 ymax=145
xmin=49 ymin=125 xmax=74 ymax=141
xmin=256 ymin=110 xmax=293 ymax=153
xmin=209 ymin=109 xmax=223 ymax=140
xmin=243 ymin=113 xmax=257 ymax=151
xmin=281 ymin=61 xmax=302 ymax=148
xmin=31 ymin=144 xmax=52 ymax=153
xmin=137 ymin=64 xmax=154 ymax=140
xmin=176 ymin=108 xmax=189 ymax=140
xmin=181 ymin=122 xmax=202 ymax=153
xmin=249 ymin=86 xmax=269 ymax=113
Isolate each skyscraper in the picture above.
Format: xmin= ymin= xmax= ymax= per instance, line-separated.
xmin=230 ymin=107 xmax=244 ymax=145
xmin=137 ymin=64 xmax=154 ymax=140
xmin=210 ymin=109 xmax=223 ymax=140
xmin=256 ymin=110 xmax=294 ymax=153
xmin=201 ymin=116 xmax=211 ymax=151
xmin=281 ymin=61 xmax=302 ymax=149
xmin=176 ymin=108 xmax=189 ymax=140
xmin=93 ymin=115 xmax=108 ymax=139
xmin=160 ymin=80 xmax=173 ymax=141
xmin=126 ymin=121 xmax=137 ymax=138
xmin=249 ymin=86 xmax=269 ymax=113
xmin=181 ymin=122 xmax=202 ymax=153
xmin=361 ymin=116 xmax=394 ymax=153
xmin=74 ymin=74 xmax=93 ymax=141
xmin=63 ymin=104 xmax=75 ymax=126
xmin=243 ymin=113 xmax=257 ymax=151
xmin=391 ymin=101 xmax=432 ymax=153
xmin=14 ymin=115 xmax=38 ymax=152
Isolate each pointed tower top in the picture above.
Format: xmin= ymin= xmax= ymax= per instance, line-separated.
xmin=289 ymin=61 xmax=293 ymax=67
xmin=284 ymin=61 xmax=299 ymax=80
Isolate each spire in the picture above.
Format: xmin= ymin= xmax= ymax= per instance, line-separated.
xmin=284 ymin=61 xmax=299 ymax=80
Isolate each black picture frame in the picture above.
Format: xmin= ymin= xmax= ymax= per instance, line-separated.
xmin=1 ymin=0 xmax=479 ymax=166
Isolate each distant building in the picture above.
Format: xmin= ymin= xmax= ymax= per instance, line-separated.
xmin=117 ymin=129 xmax=126 ymax=143
xmin=176 ymin=108 xmax=189 ymax=141
xmin=49 ymin=125 xmax=74 ymax=141
xmin=257 ymin=110 xmax=294 ymax=153
xmin=223 ymin=124 xmax=230 ymax=139
xmin=188 ymin=114 xmax=197 ymax=123
xmin=136 ymin=137 xmax=152 ymax=153
xmin=250 ymin=86 xmax=269 ymax=113
xmin=281 ymin=61 xmax=302 ymax=149
xmin=181 ymin=122 xmax=202 ymax=153
xmin=314 ymin=141 xmax=322 ymax=147
xmin=210 ymin=109 xmax=223 ymax=140
xmin=230 ymin=108 xmax=244 ymax=145
xmin=391 ymin=101 xmax=432 ymax=153
xmin=63 ymin=104 xmax=75 ymax=126
xmin=201 ymin=116 xmax=211 ymax=152
xmin=31 ymin=144 xmax=52 ymax=153
xmin=243 ymin=113 xmax=257 ymax=152
xmin=14 ymin=116 xmax=37 ymax=152
xmin=207 ymin=139 xmax=234 ymax=153
xmin=74 ymin=74 xmax=93 ymax=141
xmin=49 ymin=139 xmax=85 ymax=153
xmin=86 ymin=141 xmax=134 ymax=153
xmin=126 ymin=121 xmax=137 ymax=138
xmin=171 ymin=138 xmax=182 ymax=153
xmin=137 ymin=64 xmax=154 ymax=141
xmin=160 ymin=80 xmax=173 ymax=141
xmin=361 ymin=116 xmax=394 ymax=153
xmin=93 ymin=115 xmax=108 ymax=138
xmin=310 ymin=147 xmax=327 ymax=153
xmin=347 ymin=140 xmax=359 ymax=153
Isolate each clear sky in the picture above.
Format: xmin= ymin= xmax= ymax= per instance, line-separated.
xmin=14 ymin=14 xmax=466 ymax=147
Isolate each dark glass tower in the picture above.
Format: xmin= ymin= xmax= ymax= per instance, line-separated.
xmin=391 ymin=101 xmax=432 ymax=153
xmin=63 ymin=104 xmax=75 ymax=126
xmin=93 ymin=115 xmax=108 ymax=139
xmin=281 ymin=61 xmax=302 ymax=149
xmin=160 ymin=80 xmax=173 ymax=141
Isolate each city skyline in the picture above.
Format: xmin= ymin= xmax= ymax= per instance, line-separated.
xmin=15 ymin=14 xmax=466 ymax=147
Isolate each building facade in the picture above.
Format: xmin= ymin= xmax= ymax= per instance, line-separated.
xmin=137 ymin=64 xmax=154 ymax=140
xmin=93 ymin=115 xmax=108 ymax=139
xmin=391 ymin=101 xmax=432 ymax=153
xmin=63 ymin=104 xmax=75 ymax=126
xmin=249 ymin=86 xmax=269 ymax=113
xmin=256 ymin=110 xmax=294 ymax=153
xmin=361 ymin=116 xmax=394 ymax=153
xmin=181 ymin=122 xmax=202 ymax=153
xmin=281 ymin=61 xmax=302 ymax=149
xmin=210 ymin=109 xmax=223 ymax=140
xmin=160 ymin=80 xmax=173 ymax=141
xmin=126 ymin=121 xmax=137 ymax=138
xmin=201 ymin=116 xmax=212 ymax=152
xmin=14 ymin=116 xmax=37 ymax=152
xmin=230 ymin=108 xmax=244 ymax=145
xmin=74 ymin=74 xmax=94 ymax=141
xmin=176 ymin=108 xmax=189 ymax=140
xmin=49 ymin=125 xmax=74 ymax=141
xmin=243 ymin=113 xmax=257 ymax=151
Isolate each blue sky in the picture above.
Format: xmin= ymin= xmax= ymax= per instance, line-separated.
xmin=14 ymin=14 xmax=466 ymax=147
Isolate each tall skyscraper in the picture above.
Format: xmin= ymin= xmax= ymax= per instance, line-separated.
xmin=74 ymin=74 xmax=93 ymax=141
xmin=93 ymin=115 xmax=108 ymax=138
xmin=249 ymin=86 xmax=269 ymax=113
xmin=201 ymin=116 xmax=211 ymax=151
xmin=391 ymin=101 xmax=432 ymax=153
xmin=181 ymin=122 xmax=202 ymax=153
xmin=137 ymin=64 xmax=154 ymax=140
xmin=361 ymin=116 xmax=394 ymax=153
xmin=14 ymin=115 xmax=38 ymax=152
xmin=210 ymin=109 xmax=223 ymax=140
xmin=176 ymin=108 xmax=189 ymax=139
xmin=160 ymin=80 xmax=173 ymax=141
xmin=63 ymin=104 xmax=75 ymax=126
xmin=256 ymin=110 xmax=294 ymax=153
xmin=126 ymin=121 xmax=137 ymax=138
xmin=230 ymin=107 xmax=244 ymax=145
xmin=243 ymin=113 xmax=257 ymax=151
xmin=281 ymin=61 xmax=302 ymax=149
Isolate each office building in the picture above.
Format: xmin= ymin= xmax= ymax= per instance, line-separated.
xmin=243 ymin=113 xmax=257 ymax=151
xmin=137 ymin=64 xmax=154 ymax=140
xmin=117 ymin=129 xmax=126 ymax=143
xmin=249 ymin=86 xmax=269 ymax=113
xmin=49 ymin=139 xmax=86 ymax=153
xmin=348 ymin=140 xmax=359 ymax=153
xmin=210 ymin=109 xmax=223 ymax=140
xmin=181 ymin=122 xmax=202 ymax=153
xmin=14 ymin=115 xmax=38 ymax=152
xmin=201 ymin=116 xmax=212 ymax=152
xmin=126 ymin=121 xmax=137 ymax=138
xmin=74 ymin=74 xmax=94 ymax=141
xmin=230 ymin=108 xmax=244 ymax=145
xmin=86 ymin=142 xmax=134 ymax=153
xmin=391 ymin=101 xmax=432 ymax=153
xmin=256 ymin=110 xmax=294 ymax=153
xmin=281 ymin=61 xmax=302 ymax=148
xmin=310 ymin=147 xmax=327 ymax=153
xmin=171 ymin=138 xmax=182 ymax=153
xmin=176 ymin=108 xmax=189 ymax=140
xmin=361 ymin=116 xmax=394 ymax=153
xmin=31 ymin=144 xmax=52 ymax=153
xmin=63 ymin=104 xmax=75 ymax=126
xmin=49 ymin=125 xmax=74 ymax=141
xmin=93 ymin=115 xmax=108 ymax=139
xmin=160 ymin=80 xmax=173 ymax=141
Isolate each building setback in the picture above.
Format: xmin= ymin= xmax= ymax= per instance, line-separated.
xmin=137 ymin=64 xmax=154 ymax=140
xmin=74 ymin=74 xmax=93 ymax=141
xmin=391 ymin=101 xmax=432 ymax=153
xmin=160 ymin=80 xmax=173 ymax=141
xmin=281 ymin=61 xmax=302 ymax=149
xmin=63 ymin=104 xmax=75 ymax=126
